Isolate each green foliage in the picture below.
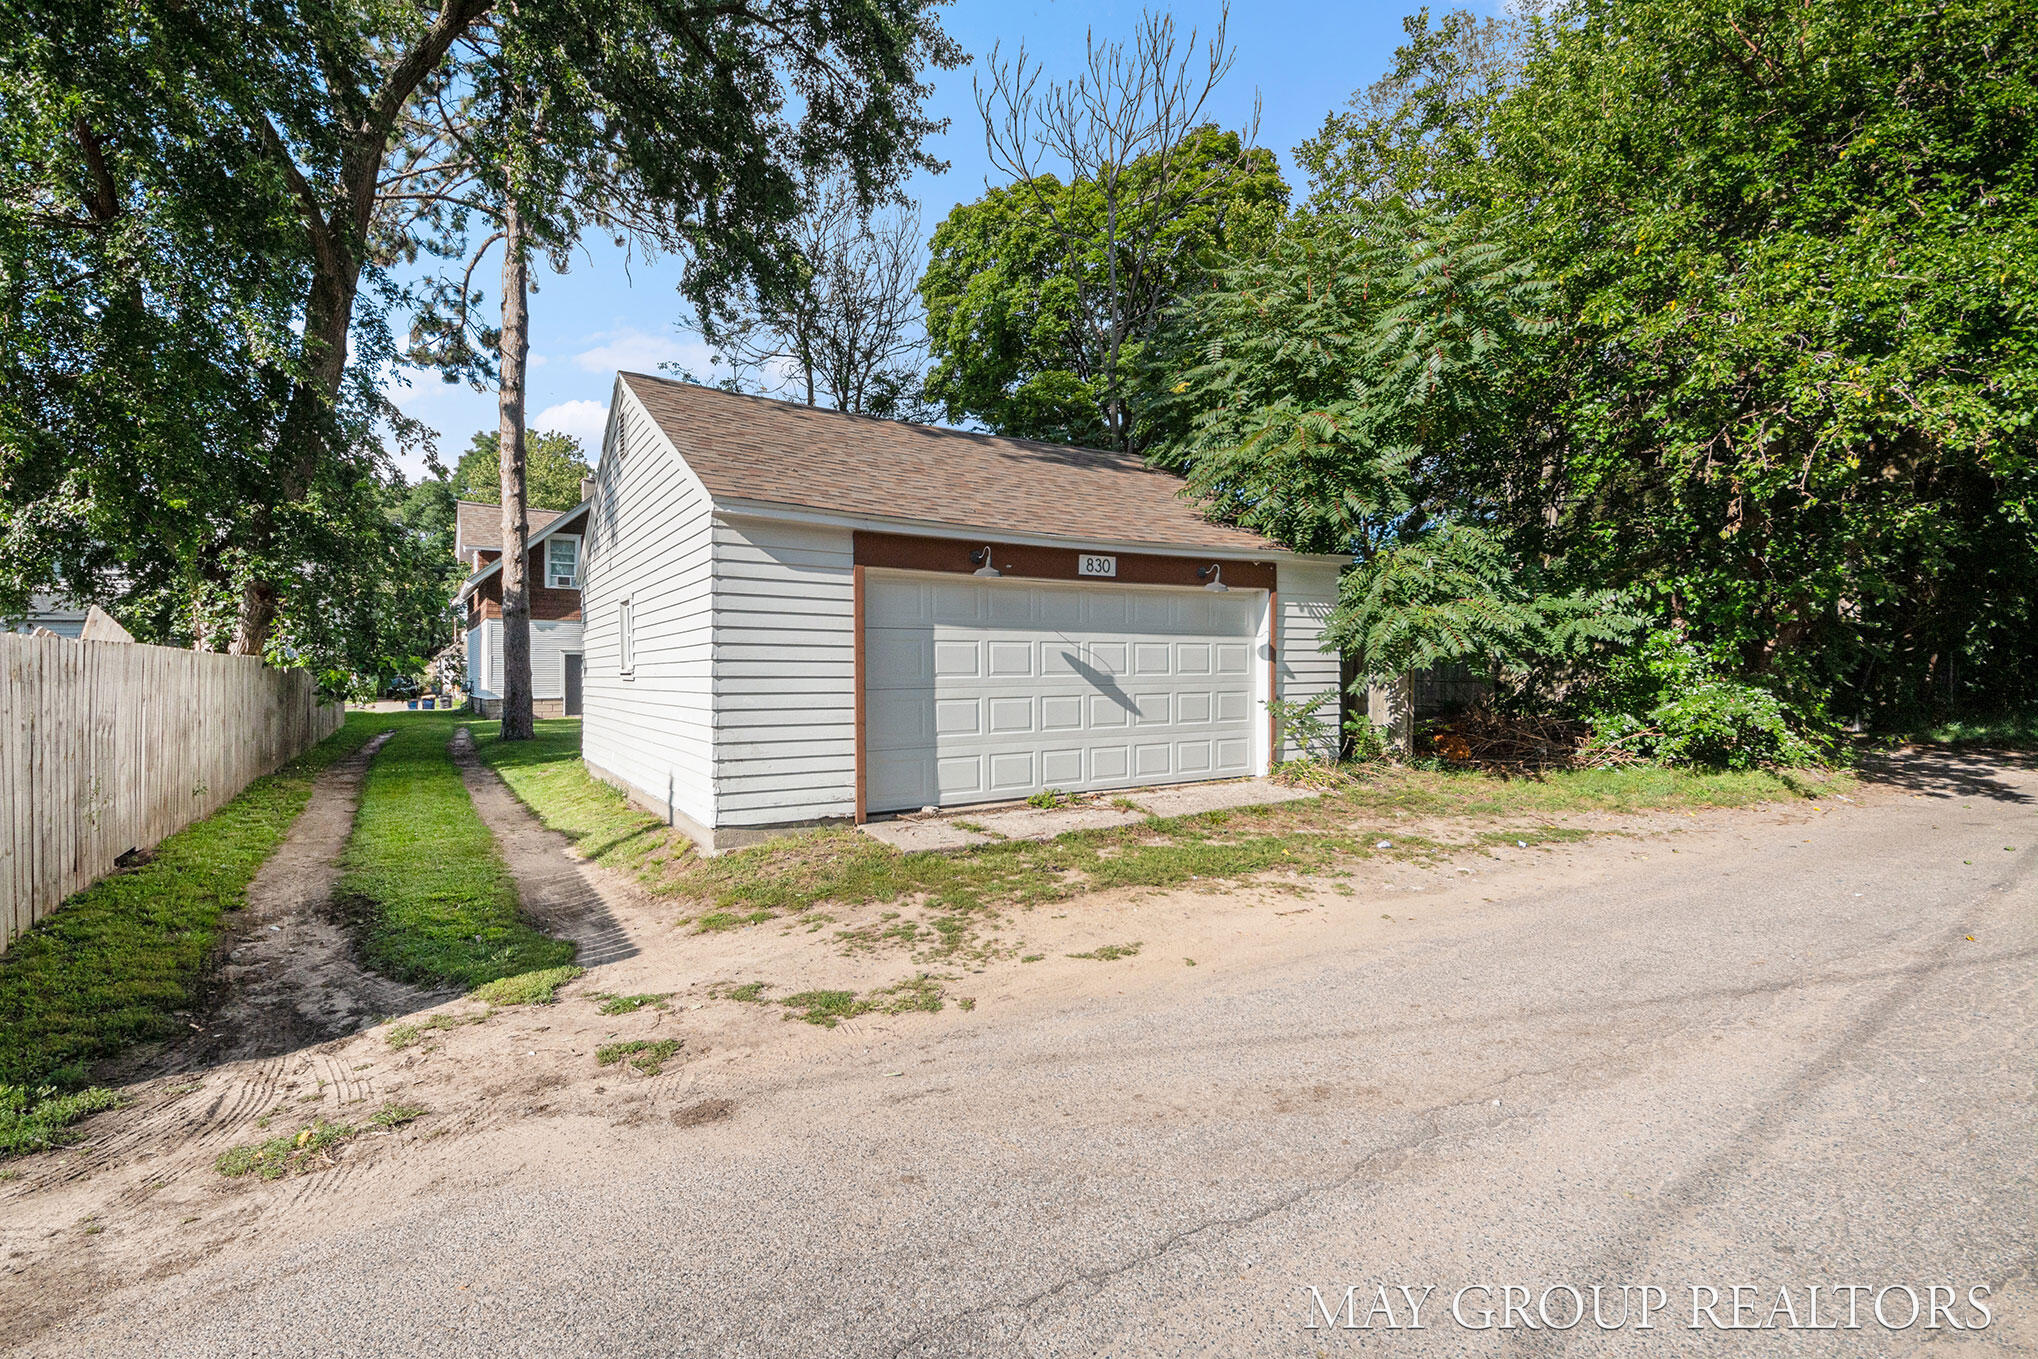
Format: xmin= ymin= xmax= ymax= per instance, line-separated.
xmin=467 ymin=965 xmax=585 ymax=1006
xmin=0 ymin=716 xmax=382 ymax=1091
xmin=1330 ymin=526 xmax=1639 ymax=685
xmin=1583 ymin=631 xmax=1830 ymax=770
xmin=1265 ymin=689 xmax=1342 ymax=765
xmin=1482 ymin=0 xmax=2038 ymax=723
xmin=0 ymin=1084 xmax=121 ymax=1160
xmin=921 ymin=126 xmax=1287 ymax=450
xmin=337 ymin=716 xmax=575 ymax=989
xmin=1152 ymin=201 xmax=1555 ymax=557
xmin=449 ymin=431 xmax=592 ymax=511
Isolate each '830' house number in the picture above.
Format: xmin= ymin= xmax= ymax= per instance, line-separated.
xmin=1078 ymin=554 xmax=1117 ymax=577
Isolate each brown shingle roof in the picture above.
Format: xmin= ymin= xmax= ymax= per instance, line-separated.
xmin=455 ymin=500 xmax=566 ymax=558
xmin=619 ymin=372 xmax=1280 ymax=554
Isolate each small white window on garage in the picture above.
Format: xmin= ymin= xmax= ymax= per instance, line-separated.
xmin=618 ymin=597 xmax=634 ymax=676
xmin=545 ymin=534 xmax=580 ymax=588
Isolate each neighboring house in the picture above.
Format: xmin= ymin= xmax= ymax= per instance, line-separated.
xmin=6 ymin=593 xmax=90 ymax=638
xmin=581 ymin=371 xmax=1347 ymax=852
xmin=456 ymin=497 xmax=589 ymax=718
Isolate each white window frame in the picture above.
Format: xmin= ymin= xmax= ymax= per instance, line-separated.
xmin=618 ymin=597 xmax=634 ymax=678
xmin=544 ymin=533 xmax=581 ymax=589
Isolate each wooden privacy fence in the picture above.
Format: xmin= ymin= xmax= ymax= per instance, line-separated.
xmin=0 ymin=632 xmax=344 ymax=951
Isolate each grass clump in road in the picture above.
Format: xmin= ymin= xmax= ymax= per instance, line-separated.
xmin=1068 ymin=941 xmax=1142 ymax=961
xmin=383 ymin=1012 xmax=488 ymax=1051
xmin=337 ymin=715 xmax=574 ymax=991
xmin=468 ymin=965 xmax=584 ymax=1006
xmin=0 ymin=715 xmax=386 ymax=1151
xmin=595 ymin=1039 xmax=682 ymax=1075
xmin=590 ymin=992 xmax=671 ymax=1016
xmin=0 ymin=1084 xmax=122 ymax=1158
xmin=724 ymin=974 xmax=950 ymax=1028
xmin=214 ymin=1103 xmax=426 ymax=1180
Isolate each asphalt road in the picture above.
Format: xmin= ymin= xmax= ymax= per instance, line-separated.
xmin=35 ymin=750 xmax=2037 ymax=1356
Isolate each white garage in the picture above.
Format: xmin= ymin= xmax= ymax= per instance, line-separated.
xmin=579 ymin=372 xmax=1348 ymax=852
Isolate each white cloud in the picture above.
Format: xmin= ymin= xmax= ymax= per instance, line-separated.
xmin=572 ymin=325 xmax=715 ymax=376
xmin=531 ymin=399 xmax=610 ymax=451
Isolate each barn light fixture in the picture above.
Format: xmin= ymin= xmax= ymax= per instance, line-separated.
xmin=1199 ymin=563 xmax=1228 ymax=592
xmin=970 ymin=545 xmax=1001 ymax=578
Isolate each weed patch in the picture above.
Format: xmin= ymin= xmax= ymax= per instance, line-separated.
xmin=595 ymin=1039 xmax=682 ymax=1075
xmin=1069 ymin=942 xmax=1143 ymax=961
xmin=468 ymin=965 xmax=584 ymax=1006
xmin=383 ymin=1012 xmax=487 ymax=1051
xmin=214 ymin=1103 xmax=424 ymax=1180
xmin=0 ymin=1084 xmax=122 ymax=1160
xmin=590 ymin=992 xmax=671 ymax=1016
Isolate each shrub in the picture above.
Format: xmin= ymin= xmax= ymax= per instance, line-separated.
xmin=1585 ymin=630 xmax=1829 ymax=769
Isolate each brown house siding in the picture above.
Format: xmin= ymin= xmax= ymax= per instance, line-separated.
xmin=466 ymin=538 xmax=583 ymax=625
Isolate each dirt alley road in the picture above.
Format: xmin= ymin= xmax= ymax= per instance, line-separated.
xmin=10 ymin=749 xmax=2036 ymax=1356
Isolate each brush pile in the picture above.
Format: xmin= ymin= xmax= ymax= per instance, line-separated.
xmin=1424 ymin=704 xmax=1646 ymax=771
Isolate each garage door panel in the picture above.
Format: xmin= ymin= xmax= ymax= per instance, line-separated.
xmin=871 ymin=691 xmax=934 ymax=744
xmin=987 ymin=696 xmax=1034 ymax=733
xmin=987 ymin=750 xmax=1035 ymax=792
xmin=1041 ymin=747 xmax=1084 ymax=784
xmin=865 ymin=575 xmax=1259 ymax=812
xmin=932 ymin=640 xmax=979 ymax=678
xmin=868 ymin=635 xmax=929 ymax=687
xmin=1042 ymin=694 xmax=1084 ymax=730
xmin=933 ymin=697 xmax=979 ymax=736
xmin=985 ymin=640 xmax=1033 ymax=677
xmin=1089 ymin=641 xmax=1129 ymax=676
xmin=936 ymin=754 xmax=983 ymax=797
xmin=1092 ymin=745 xmax=1131 ymax=780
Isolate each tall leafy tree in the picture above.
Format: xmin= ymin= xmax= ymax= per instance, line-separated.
xmin=5 ymin=0 xmax=960 ymax=674
xmin=921 ymin=125 xmax=1285 ymax=450
xmin=940 ymin=7 xmax=1285 ymax=452
xmin=1481 ymin=0 xmax=2038 ymax=720
xmin=450 ymin=431 xmax=591 ymax=510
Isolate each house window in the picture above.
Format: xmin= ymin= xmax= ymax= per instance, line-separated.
xmin=618 ymin=597 xmax=634 ymax=677
xmin=545 ymin=535 xmax=580 ymax=589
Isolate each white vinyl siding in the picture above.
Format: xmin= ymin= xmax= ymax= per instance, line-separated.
xmin=464 ymin=617 xmax=581 ymax=700
xmin=709 ymin=515 xmax=856 ymax=826
xmin=580 ymin=387 xmax=716 ymax=829
xmin=1275 ymin=560 xmax=1345 ymax=760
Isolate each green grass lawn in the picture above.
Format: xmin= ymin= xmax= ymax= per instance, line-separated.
xmin=476 ymin=719 xmax=1850 ymax=930
xmin=336 ymin=713 xmax=575 ymax=990
xmin=0 ymin=713 xmax=388 ymax=1158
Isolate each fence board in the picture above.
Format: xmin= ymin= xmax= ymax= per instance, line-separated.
xmin=0 ymin=633 xmax=342 ymax=951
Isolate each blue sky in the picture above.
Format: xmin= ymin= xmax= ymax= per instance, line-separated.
xmin=382 ymin=0 xmax=1425 ymax=479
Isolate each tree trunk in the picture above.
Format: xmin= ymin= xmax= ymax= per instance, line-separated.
xmin=497 ymin=196 xmax=536 ymax=742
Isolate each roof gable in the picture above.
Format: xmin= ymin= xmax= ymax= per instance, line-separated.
xmin=617 ymin=372 xmax=1278 ymax=555
xmin=455 ymin=500 xmax=567 ymax=560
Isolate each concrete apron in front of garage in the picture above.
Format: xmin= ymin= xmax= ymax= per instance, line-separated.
xmin=858 ymin=778 xmax=1321 ymax=852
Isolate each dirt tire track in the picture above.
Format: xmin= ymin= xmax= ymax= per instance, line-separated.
xmin=450 ymin=725 xmax=647 ymax=967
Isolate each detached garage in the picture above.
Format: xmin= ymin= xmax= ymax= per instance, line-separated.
xmin=580 ymin=372 xmax=1346 ymax=852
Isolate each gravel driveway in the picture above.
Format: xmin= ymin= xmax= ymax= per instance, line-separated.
xmin=21 ymin=749 xmax=2036 ymax=1356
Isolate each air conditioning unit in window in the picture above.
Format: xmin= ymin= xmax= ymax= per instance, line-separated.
xmin=547 ymin=571 xmax=576 ymax=589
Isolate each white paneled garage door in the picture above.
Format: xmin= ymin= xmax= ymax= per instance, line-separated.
xmin=864 ymin=573 xmax=1261 ymax=813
